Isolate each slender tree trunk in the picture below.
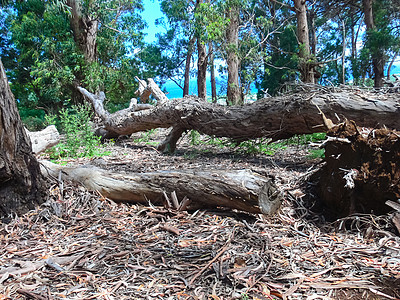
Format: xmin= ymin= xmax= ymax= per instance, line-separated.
xmin=197 ymin=38 xmax=207 ymax=100
xmin=387 ymin=51 xmax=398 ymax=80
xmin=293 ymin=0 xmax=314 ymax=83
xmin=209 ymin=42 xmax=217 ymax=103
xmin=66 ymin=0 xmax=98 ymax=63
xmin=226 ymin=5 xmax=241 ymax=105
xmin=351 ymin=12 xmax=357 ymax=60
xmin=309 ymin=8 xmax=317 ymax=56
xmin=350 ymin=12 xmax=357 ymax=84
xmin=362 ymin=0 xmax=385 ymax=88
xmin=183 ymin=36 xmax=196 ymax=97
xmin=342 ymin=20 xmax=346 ymax=84
xmin=0 ymin=60 xmax=45 ymax=219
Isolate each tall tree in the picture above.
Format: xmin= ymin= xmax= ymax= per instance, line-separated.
xmin=3 ymin=0 xmax=146 ymax=126
xmin=209 ymin=41 xmax=217 ymax=102
xmin=293 ymin=0 xmax=316 ymax=83
xmin=159 ymin=0 xmax=202 ymax=97
xmin=361 ymin=0 xmax=395 ymax=87
xmin=65 ymin=0 xmax=98 ymax=63
xmin=196 ymin=0 xmax=208 ymax=100
xmin=0 ymin=59 xmax=45 ymax=218
xmin=225 ymin=2 xmax=241 ymax=104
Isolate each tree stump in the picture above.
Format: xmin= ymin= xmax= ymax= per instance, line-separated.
xmin=316 ymin=120 xmax=400 ymax=218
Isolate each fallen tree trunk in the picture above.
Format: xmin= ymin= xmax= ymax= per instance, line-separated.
xmin=26 ymin=125 xmax=60 ymax=154
xmin=78 ymin=84 xmax=400 ymax=152
xmin=40 ymin=161 xmax=283 ymax=215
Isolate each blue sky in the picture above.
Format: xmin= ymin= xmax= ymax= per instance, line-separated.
xmin=139 ymin=1 xmax=399 ymax=98
xmin=142 ymin=0 xmax=166 ymax=43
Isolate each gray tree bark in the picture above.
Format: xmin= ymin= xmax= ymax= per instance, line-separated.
xmin=184 ymin=36 xmax=196 ymax=97
xmin=226 ymin=5 xmax=242 ymax=105
xmin=197 ymin=39 xmax=208 ymax=100
xmin=293 ymin=0 xmax=316 ymax=84
xmin=40 ymin=161 xmax=283 ymax=215
xmin=0 ymin=60 xmax=45 ymax=219
xmin=78 ymin=85 xmax=400 ymax=152
xmin=362 ymin=0 xmax=385 ymax=88
xmin=209 ymin=41 xmax=217 ymax=103
xmin=66 ymin=0 xmax=98 ymax=63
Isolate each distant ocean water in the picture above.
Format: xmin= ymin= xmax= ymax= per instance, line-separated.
xmin=161 ymin=64 xmax=400 ymax=99
xmin=162 ymin=78 xmax=258 ymax=100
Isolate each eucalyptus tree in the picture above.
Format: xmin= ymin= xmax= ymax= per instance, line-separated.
xmin=2 ymin=0 xmax=146 ymax=127
xmin=0 ymin=59 xmax=45 ymax=218
xmin=159 ymin=0 xmax=204 ymax=97
xmin=317 ymin=0 xmax=399 ymax=87
xmin=362 ymin=0 xmax=399 ymax=87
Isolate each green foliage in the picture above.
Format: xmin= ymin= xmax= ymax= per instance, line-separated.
xmin=234 ymin=139 xmax=287 ymax=156
xmin=2 ymin=0 xmax=147 ymax=121
xmin=202 ymin=133 xmax=286 ymax=156
xmin=308 ymin=148 xmax=325 ymax=159
xmin=19 ymin=106 xmax=46 ymax=131
xmin=189 ymin=130 xmax=201 ymax=145
xmin=256 ymin=20 xmax=298 ymax=96
xmin=47 ymin=104 xmax=111 ymax=159
xmin=285 ymin=133 xmax=326 ymax=145
xmin=194 ymin=2 xmax=228 ymax=42
xmin=133 ymin=129 xmax=157 ymax=144
xmin=9 ymin=0 xmax=83 ymax=108
xmin=240 ymin=293 xmax=250 ymax=300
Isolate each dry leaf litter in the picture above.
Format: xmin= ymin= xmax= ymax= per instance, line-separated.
xmin=1 ymin=131 xmax=399 ymax=300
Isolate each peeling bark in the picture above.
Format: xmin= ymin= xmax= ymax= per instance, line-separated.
xmin=362 ymin=0 xmax=385 ymax=88
xmin=78 ymin=85 xmax=400 ymax=152
xmin=66 ymin=0 xmax=98 ymax=63
xmin=197 ymin=39 xmax=207 ymax=100
xmin=26 ymin=125 xmax=60 ymax=154
xmin=40 ymin=161 xmax=283 ymax=216
xmin=0 ymin=60 xmax=45 ymax=219
xmin=293 ymin=0 xmax=316 ymax=84
xmin=226 ymin=5 xmax=241 ymax=105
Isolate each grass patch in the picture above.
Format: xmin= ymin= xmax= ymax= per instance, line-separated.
xmin=133 ymin=129 xmax=158 ymax=144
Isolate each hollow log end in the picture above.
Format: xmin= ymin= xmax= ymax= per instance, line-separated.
xmin=258 ymin=180 xmax=283 ymax=215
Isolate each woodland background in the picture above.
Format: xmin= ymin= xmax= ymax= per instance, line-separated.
xmin=1 ymin=0 xmax=399 ymax=130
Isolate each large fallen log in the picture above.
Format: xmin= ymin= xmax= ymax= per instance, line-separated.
xmin=40 ymin=160 xmax=283 ymax=215
xmin=78 ymin=84 xmax=400 ymax=152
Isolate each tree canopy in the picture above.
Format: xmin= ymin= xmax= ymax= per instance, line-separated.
xmin=1 ymin=0 xmax=399 ymax=128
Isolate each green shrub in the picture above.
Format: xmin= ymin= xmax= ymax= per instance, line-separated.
xmin=46 ymin=104 xmax=111 ymax=159
xmin=19 ymin=107 xmax=46 ymax=131
xmin=189 ymin=130 xmax=201 ymax=145
xmin=285 ymin=132 xmax=326 ymax=145
xmin=308 ymin=148 xmax=325 ymax=159
xmin=133 ymin=128 xmax=157 ymax=143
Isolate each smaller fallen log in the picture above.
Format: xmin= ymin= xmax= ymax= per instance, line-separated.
xmin=26 ymin=125 xmax=60 ymax=154
xmin=40 ymin=161 xmax=283 ymax=215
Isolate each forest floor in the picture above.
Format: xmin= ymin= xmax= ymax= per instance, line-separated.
xmin=1 ymin=129 xmax=400 ymax=300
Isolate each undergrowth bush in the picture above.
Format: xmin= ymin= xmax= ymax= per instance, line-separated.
xmin=46 ymin=104 xmax=111 ymax=160
xmin=192 ymin=131 xmax=326 ymax=157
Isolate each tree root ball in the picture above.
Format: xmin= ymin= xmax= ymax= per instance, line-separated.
xmin=316 ymin=120 xmax=400 ymax=218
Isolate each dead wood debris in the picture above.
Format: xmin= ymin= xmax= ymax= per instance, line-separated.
xmin=2 ymin=133 xmax=400 ymax=299
xmin=0 ymin=178 xmax=399 ymax=300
